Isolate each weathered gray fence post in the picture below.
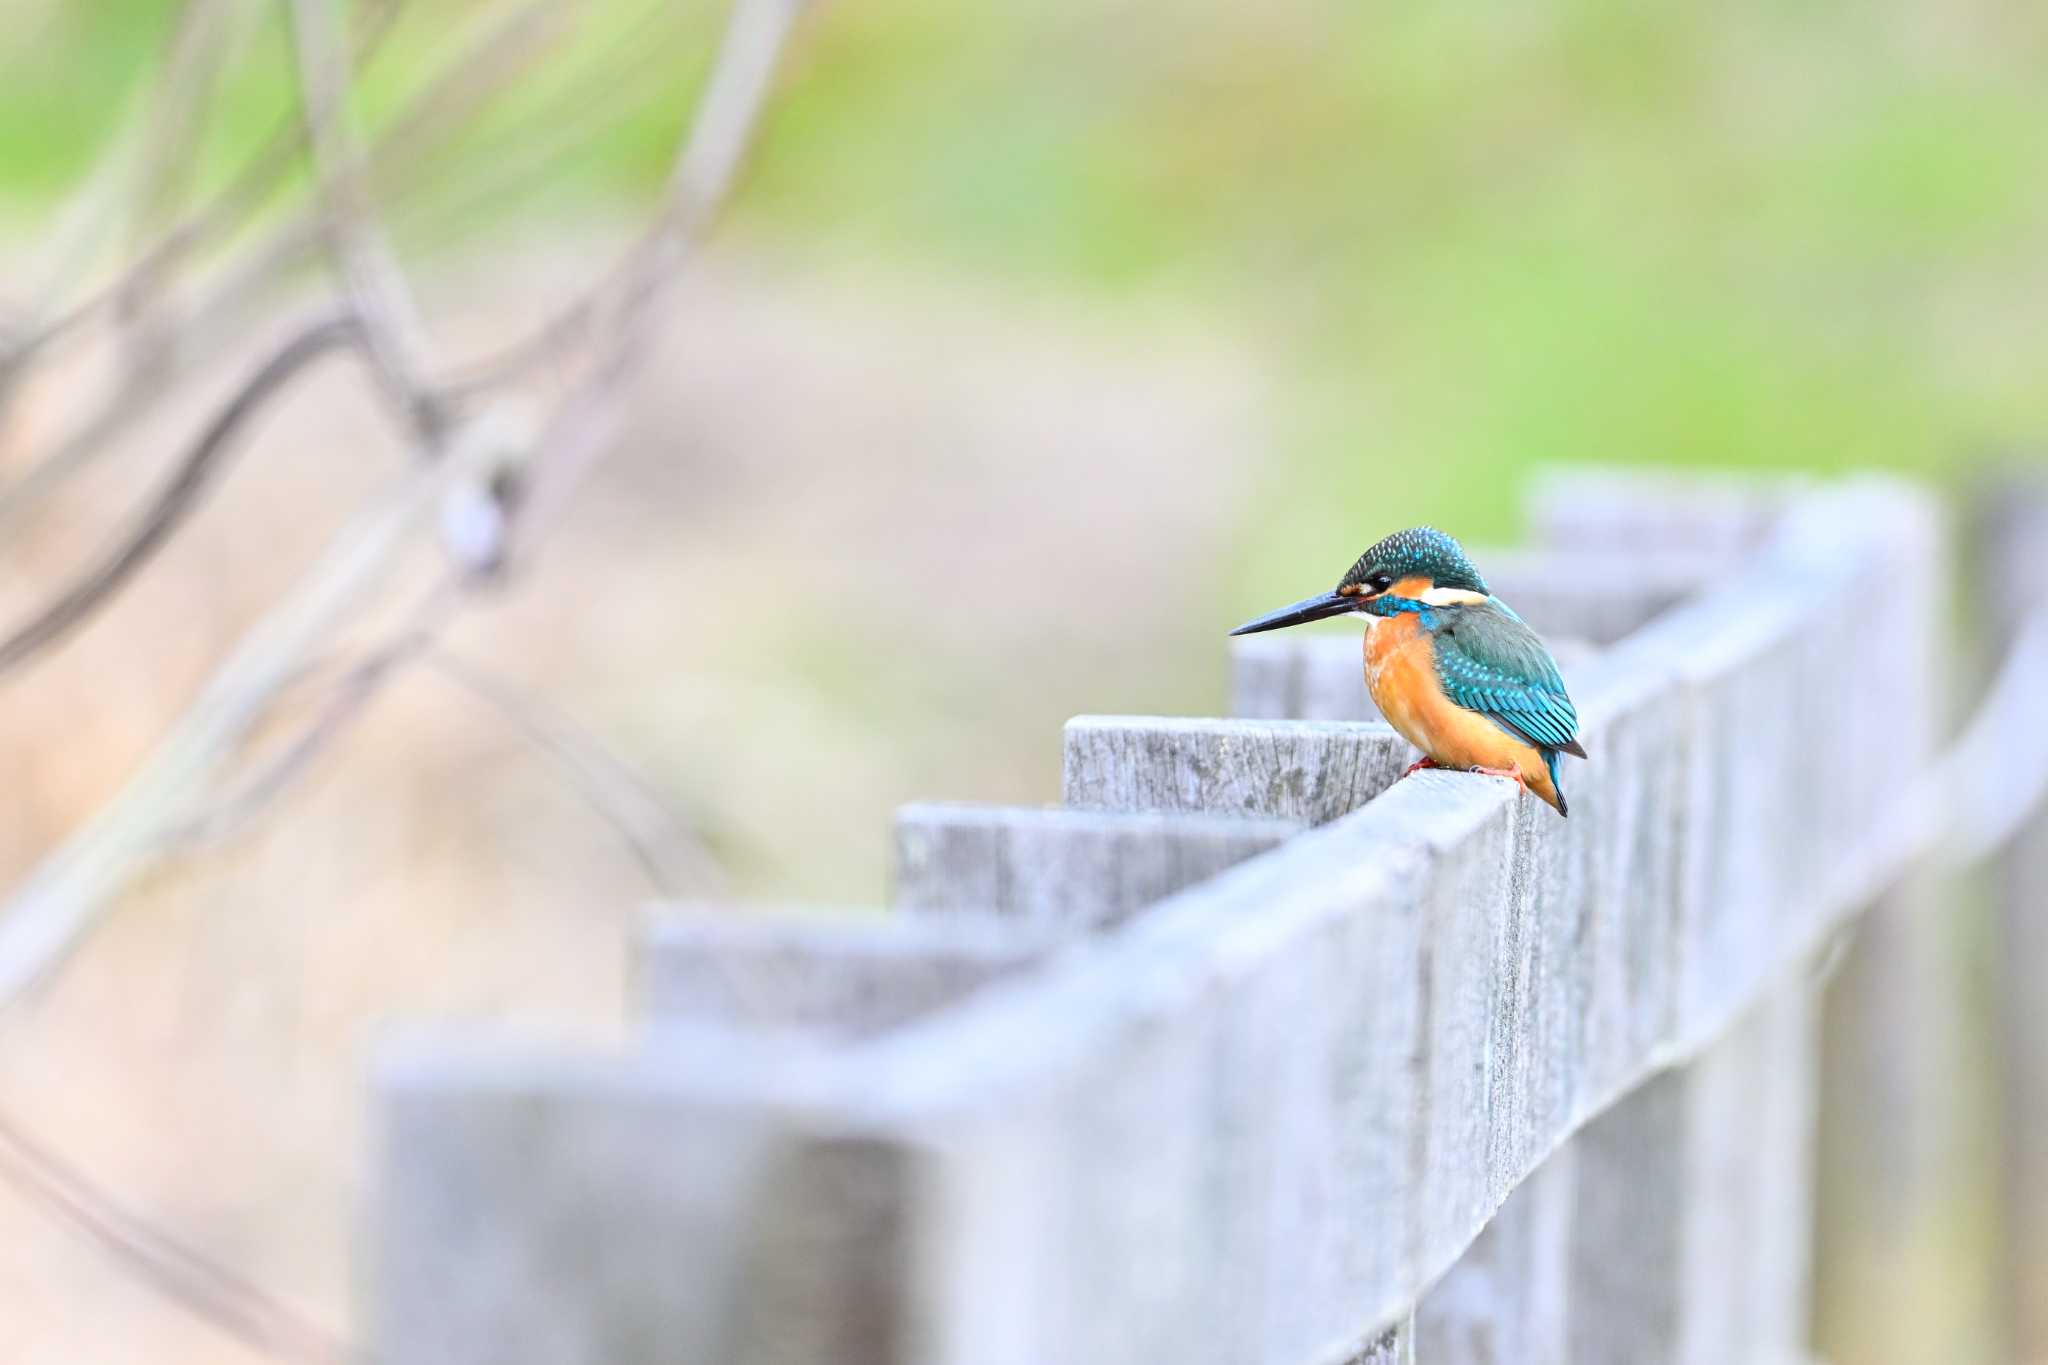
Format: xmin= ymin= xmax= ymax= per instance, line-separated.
xmin=1811 ymin=472 xmax=2006 ymax=1365
xmin=1979 ymin=473 xmax=2048 ymax=1359
xmin=1561 ymin=984 xmax=1820 ymax=1365
xmin=1812 ymin=861 xmax=1989 ymax=1365
xmin=1412 ymin=1143 xmax=1577 ymax=1364
xmin=374 ymin=1037 xmax=885 ymax=1365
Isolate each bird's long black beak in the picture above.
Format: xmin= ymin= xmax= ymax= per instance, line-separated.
xmin=1228 ymin=589 xmax=1356 ymax=636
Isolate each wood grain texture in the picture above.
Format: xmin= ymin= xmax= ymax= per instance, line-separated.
xmin=1062 ymin=715 xmax=1413 ymax=824
xmin=1414 ymin=1144 xmax=1577 ymax=1365
xmin=640 ymin=907 xmax=1059 ymax=1038
xmin=1344 ymin=1321 xmax=1415 ymax=1364
xmin=893 ymin=803 xmax=1299 ymax=929
xmin=1564 ymin=985 xmax=1819 ymax=1365
xmin=641 ymin=807 xmax=1300 ymax=1038
xmin=374 ymin=1039 xmax=877 ymax=1365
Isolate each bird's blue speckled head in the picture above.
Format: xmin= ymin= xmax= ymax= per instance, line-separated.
xmin=1339 ymin=527 xmax=1488 ymax=597
xmin=1228 ymin=526 xmax=1490 ymax=637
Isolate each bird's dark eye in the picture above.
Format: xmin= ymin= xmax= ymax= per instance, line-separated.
xmin=1368 ymin=573 xmax=1394 ymax=592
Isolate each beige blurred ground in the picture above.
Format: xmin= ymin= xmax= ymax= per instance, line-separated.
xmin=0 ymin=232 xmax=1268 ymax=1359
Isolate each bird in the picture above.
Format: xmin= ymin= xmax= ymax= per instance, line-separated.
xmin=1229 ymin=527 xmax=1584 ymax=816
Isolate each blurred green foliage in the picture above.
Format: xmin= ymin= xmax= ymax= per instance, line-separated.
xmin=0 ymin=1 xmax=175 ymax=193
xmin=746 ymin=2 xmax=2048 ymax=565
xmin=5 ymin=0 xmax=2046 ymax=588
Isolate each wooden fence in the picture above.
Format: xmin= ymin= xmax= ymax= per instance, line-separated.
xmin=1983 ymin=476 xmax=2048 ymax=1360
xmin=369 ymin=470 xmax=1966 ymax=1365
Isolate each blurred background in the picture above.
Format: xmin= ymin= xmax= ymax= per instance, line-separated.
xmin=0 ymin=0 xmax=2043 ymax=1360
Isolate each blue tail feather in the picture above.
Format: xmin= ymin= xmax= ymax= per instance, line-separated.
xmin=1543 ymin=748 xmax=1568 ymax=818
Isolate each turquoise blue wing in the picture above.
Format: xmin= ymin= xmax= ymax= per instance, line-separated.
xmin=1431 ymin=600 xmax=1583 ymax=756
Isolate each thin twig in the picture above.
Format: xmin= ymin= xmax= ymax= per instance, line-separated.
xmin=380 ymin=3 xmax=682 ymax=272
xmin=0 ymin=0 xmax=237 ymax=357
xmin=417 ymin=0 xmax=796 ymax=399
xmin=0 ymin=0 xmax=805 ymax=1010
xmin=166 ymin=635 xmax=728 ymax=894
xmin=120 ymin=0 xmax=250 ymax=279
xmin=421 ymin=649 xmax=729 ymax=897
xmin=0 ymin=417 xmax=510 ymax=1003
xmin=0 ymin=2 xmax=805 ymax=1356
xmin=355 ymin=0 xmax=579 ymax=189
xmin=0 ymin=0 xmax=567 ymax=538
xmin=511 ymin=0 xmax=807 ymax=548
xmin=168 ymin=599 xmax=449 ymax=849
xmin=2 ymin=0 xmax=406 ymax=374
xmin=110 ymin=0 xmax=252 ymax=387
xmin=0 ymin=1106 xmax=363 ymax=1363
xmin=286 ymin=0 xmax=444 ymax=444
xmin=0 ymin=312 xmax=359 ymax=677
xmin=0 ymin=251 xmax=320 ymax=540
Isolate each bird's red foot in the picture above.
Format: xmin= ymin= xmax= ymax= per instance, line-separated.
xmin=1468 ymin=764 xmax=1528 ymax=791
xmin=1403 ymin=756 xmax=1441 ymax=778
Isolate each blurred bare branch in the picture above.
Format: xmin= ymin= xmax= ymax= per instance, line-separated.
xmin=512 ymin=0 xmax=807 ymax=547
xmin=0 ymin=1108 xmax=362 ymax=1364
xmin=0 ymin=449 xmax=473 ymax=1003
xmin=1 ymin=0 xmax=405 ymax=376
xmin=382 ymin=4 xmax=679 ymax=275
xmin=154 ymin=609 xmax=726 ymax=903
xmin=363 ymin=0 xmax=582 ymax=200
xmin=0 ymin=2 xmax=804 ymax=1351
xmin=286 ymin=0 xmax=444 ymax=443
xmin=120 ymin=0 xmax=250 ymax=286
xmin=167 ymin=598 xmax=450 ymax=850
xmin=421 ymin=649 xmax=730 ymax=898
xmin=2 ymin=0 xmax=243 ymax=353
xmin=0 ymin=0 xmax=568 ymax=538
xmin=164 ymin=628 xmax=723 ymax=903
xmin=0 ymin=0 xmax=801 ymax=997
xmin=0 ymin=311 xmax=359 ymax=676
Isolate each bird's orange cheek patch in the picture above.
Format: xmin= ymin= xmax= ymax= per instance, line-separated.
xmin=1388 ymin=574 xmax=1434 ymax=599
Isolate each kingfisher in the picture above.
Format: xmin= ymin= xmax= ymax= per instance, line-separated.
xmin=1230 ymin=527 xmax=1585 ymax=815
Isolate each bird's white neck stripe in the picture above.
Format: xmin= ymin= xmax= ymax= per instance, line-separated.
xmin=1418 ymin=586 xmax=1489 ymax=607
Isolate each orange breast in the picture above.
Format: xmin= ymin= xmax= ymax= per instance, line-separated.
xmin=1362 ymin=616 xmax=1563 ymax=811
